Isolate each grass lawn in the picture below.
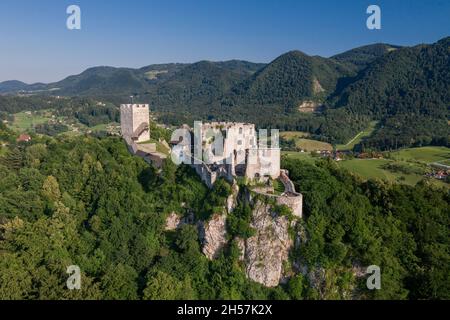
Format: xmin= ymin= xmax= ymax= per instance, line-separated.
xmin=280 ymin=131 xmax=332 ymax=151
xmin=336 ymin=121 xmax=378 ymax=151
xmin=282 ymin=151 xmax=317 ymax=163
xmin=139 ymin=138 xmax=171 ymax=155
xmin=389 ymin=146 xmax=450 ymax=163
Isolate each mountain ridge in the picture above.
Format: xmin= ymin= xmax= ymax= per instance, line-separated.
xmin=1 ymin=37 xmax=448 ymax=149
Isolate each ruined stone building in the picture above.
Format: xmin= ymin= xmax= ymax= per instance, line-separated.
xmin=171 ymin=121 xmax=302 ymax=217
xmin=171 ymin=122 xmax=281 ymax=187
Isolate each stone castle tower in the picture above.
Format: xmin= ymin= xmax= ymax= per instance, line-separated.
xmin=120 ymin=104 xmax=150 ymax=143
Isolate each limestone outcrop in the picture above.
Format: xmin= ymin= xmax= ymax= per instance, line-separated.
xmin=199 ymin=213 xmax=228 ymax=259
xmin=199 ymin=189 xmax=298 ymax=287
xmin=165 ymin=212 xmax=181 ymax=231
xmin=196 ymin=176 xmax=302 ymax=287
xmin=240 ymin=200 xmax=294 ymax=287
xmin=164 ymin=211 xmax=195 ymax=231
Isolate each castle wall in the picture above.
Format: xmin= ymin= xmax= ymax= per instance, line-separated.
xmin=246 ymin=148 xmax=281 ymax=179
xmin=276 ymin=194 xmax=303 ymax=218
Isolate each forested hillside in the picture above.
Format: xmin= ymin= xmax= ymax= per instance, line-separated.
xmin=0 ymin=37 xmax=448 ymax=150
xmin=331 ymin=43 xmax=401 ymax=71
xmin=0 ymin=127 xmax=448 ymax=299
xmin=230 ymin=50 xmax=354 ymax=110
xmin=324 ymin=37 xmax=450 ymax=149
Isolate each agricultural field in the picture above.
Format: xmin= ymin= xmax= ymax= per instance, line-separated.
xmin=337 ymin=159 xmax=425 ymax=186
xmin=9 ymin=111 xmax=53 ymax=132
xmin=339 ymin=147 xmax=450 ymax=188
xmin=388 ymin=146 xmax=450 ymax=163
xmin=336 ymin=121 xmax=378 ymax=151
xmin=7 ymin=110 xmax=120 ymax=137
xmin=279 ymin=131 xmax=310 ymax=139
xmin=280 ymin=131 xmax=333 ymax=152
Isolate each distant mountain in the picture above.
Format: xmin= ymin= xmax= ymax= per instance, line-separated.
xmin=331 ymin=43 xmax=402 ymax=71
xmin=148 ymin=61 xmax=255 ymax=107
xmin=0 ymin=80 xmax=28 ymax=93
xmin=0 ymin=80 xmax=50 ymax=94
xmin=1 ymin=37 xmax=448 ymax=150
xmin=0 ymin=61 xmax=264 ymax=97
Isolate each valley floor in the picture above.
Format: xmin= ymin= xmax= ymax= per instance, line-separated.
xmin=283 ymin=146 xmax=450 ymax=188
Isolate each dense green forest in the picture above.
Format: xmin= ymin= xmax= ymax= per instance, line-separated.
xmin=0 ymin=123 xmax=448 ymax=299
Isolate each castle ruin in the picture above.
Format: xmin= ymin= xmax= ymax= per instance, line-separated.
xmin=171 ymin=122 xmax=302 ymax=218
xmin=120 ymin=104 xmax=302 ymax=218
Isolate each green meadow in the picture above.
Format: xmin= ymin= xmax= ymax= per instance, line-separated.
xmin=336 ymin=121 xmax=378 ymax=151
xmin=9 ymin=111 xmax=52 ymax=132
xmin=389 ymin=146 xmax=450 ymax=163
xmin=280 ymin=131 xmax=333 ymax=151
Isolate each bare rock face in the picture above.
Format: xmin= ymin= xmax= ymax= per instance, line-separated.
xmin=165 ymin=211 xmax=195 ymax=231
xmin=199 ymin=187 xmax=298 ymax=287
xmin=235 ymin=237 xmax=246 ymax=262
xmin=199 ymin=214 xmax=228 ymax=260
xmin=226 ymin=182 xmax=239 ymax=213
xmin=165 ymin=212 xmax=181 ymax=231
xmin=242 ymin=201 xmax=294 ymax=287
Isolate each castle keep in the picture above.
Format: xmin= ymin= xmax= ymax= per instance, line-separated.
xmin=120 ymin=104 xmax=167 ymax=167
xmin=120 ymin=104 xmax=150 ymax=143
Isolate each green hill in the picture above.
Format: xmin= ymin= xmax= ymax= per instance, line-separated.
xmin=232 ymin=50 xmax=354 ymax=110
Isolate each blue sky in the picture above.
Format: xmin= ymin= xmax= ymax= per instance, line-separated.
xmin=0 ymin=0 xmax=448 ymax=83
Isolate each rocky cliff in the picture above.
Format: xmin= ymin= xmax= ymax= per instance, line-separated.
xmin=240 ymin=200 xmax=294 ymax=287
xmin=199 ymin=213 xmax=228 ymax=260
xmin=197 ymin=186 xmax=298 ymax=287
